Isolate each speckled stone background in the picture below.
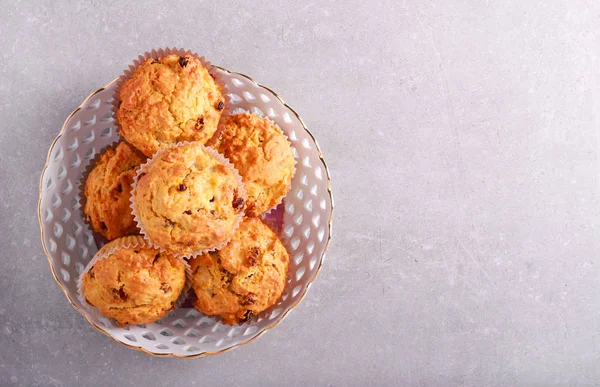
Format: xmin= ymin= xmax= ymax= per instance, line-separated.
xmin=2 ymin=0 xmax=600 ymax=386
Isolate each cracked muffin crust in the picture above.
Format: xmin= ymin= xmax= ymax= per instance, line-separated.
xmin=81 ymin=236 xmax=186 ymax=326
xmin=212 ymin=113 xmax=295 ymax=216
xmin=83 ymin=141 xmax=147 ymax=240
xmin=189 ymin=217 xmax=289 ymax=325
xmin=133 ymin=142 xmax=246 ymax=256
xmin=117 ymin=54 xmax=225 ymax=157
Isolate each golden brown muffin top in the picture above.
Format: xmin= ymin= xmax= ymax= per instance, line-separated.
xmin=84 ymin=141 xmax=147 ymax=240
xmin=117 ymin=54 xmax=225 ymax=157
xmin=189 ymin=217 xmax=289 ymax=325
xmin=133 ymin=142 xmax=245 ymax=256
xmin=81 ymin=236 xmax=186 ymax=326
xmin=213 ymin=113 xmax=295 ymax=216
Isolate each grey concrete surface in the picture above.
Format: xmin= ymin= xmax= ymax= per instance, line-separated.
xmin=1 ymin=0 xmax=600 ymax=385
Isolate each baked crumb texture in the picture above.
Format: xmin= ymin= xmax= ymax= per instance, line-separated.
xmin=213 ymin=113 xmax=295 ymax=216
xmin=81 ymin=237 xmax=186 ymax=326
xmin=133 ymin=142 xmax=245 ymax=256
xmin=117 ymin=54 xmax=224 ymax=157
xmin=84 ymin=141 xmax=147 ymax=240
xmin=189 ymin=217 xmax=289 ymax=325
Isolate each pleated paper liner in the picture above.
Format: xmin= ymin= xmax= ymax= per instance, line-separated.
xmin=129 ymin=141 xmax=246 ymax=259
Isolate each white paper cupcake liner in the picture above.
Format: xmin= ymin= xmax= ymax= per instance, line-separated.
xmin=184 ymin=259 xmax=196 ymax=305
xmin=112 ymin=47 xmax=230 ymax=147
xmin=210 ymin=110 xmax=297 ymax=217
xmin=184 ymin=261 xmax=194 ymax=295
xmin=76 ymin=235 xmax=191 ymax=316
xmin=130 ymin=141 xmax=246 ymax=259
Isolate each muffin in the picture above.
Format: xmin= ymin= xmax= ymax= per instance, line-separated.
xmin=212 ymin=113 xmax=295 ymax=216
xmin=189 ymin=217 xmax=289 ymax=325
xmin=80 ymin=236 xmax=186 ymax=326
xmin=84 ymin=141 xmax=147 ymax=240
xmin=132 ymin=142 xmax=245 ymax=256
xmin=117 ymin=54 xmax=225 ymax=157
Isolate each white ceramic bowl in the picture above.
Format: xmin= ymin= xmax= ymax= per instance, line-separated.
xmin=38 ymin=68 xmax=333 ymax=358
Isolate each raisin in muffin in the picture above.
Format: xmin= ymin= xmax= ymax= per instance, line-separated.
xmin=117 ymin=54 xmax=225 ymax=157
xmin=132 ymin=142 xmax=245 ymax=256
xmin=84 ymin=141 xmax=147 ymax=240
xmin=212 ymin=113 xmax=295 ymax=216
xmin=80 ymin=236 xmax=186 ymax=326
xmin=189 ymin=217 xmax=289 ymax=325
